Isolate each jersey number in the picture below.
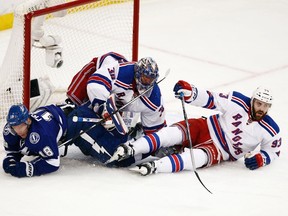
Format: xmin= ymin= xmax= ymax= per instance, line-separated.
xmin=31 ymin=111 xmax=53 ymax=122
xmin=271 ymin=138 xmax=282 ymax=148
xmin=40 ymin=146 xmax=54 ymax=157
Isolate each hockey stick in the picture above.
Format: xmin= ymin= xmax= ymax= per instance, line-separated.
xmin=180 ymin=94 xmax=212 ymax=194
xmin=58 ymin=69 xmax=170 ymax=148
xmin=71 ymin=69 xmax=171 ymax=124
xmin=72 ymin=116 xmax=101 ymax=123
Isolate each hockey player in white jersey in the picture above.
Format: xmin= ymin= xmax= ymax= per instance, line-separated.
xmin=65 ymin=52 xmax=166 ymax=164
xmin=108 ymin=80 xmax=281 ymax=175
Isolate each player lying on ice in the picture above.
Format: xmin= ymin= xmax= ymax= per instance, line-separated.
xmin=2 ymin=100 xmax=136 ymax=178
xmin=2 ymin=53 xmax=167 ymax=177
xmin=2 ymin=104 xmax=70 ymax=178
xmin=107 ymin=81 xmax=282 ymax=175
xmin=64 ymin=52 xmax=167 ymax=166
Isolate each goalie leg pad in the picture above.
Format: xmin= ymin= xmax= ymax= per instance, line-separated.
xmin=106 ymin=94 xmax=128 ymax=135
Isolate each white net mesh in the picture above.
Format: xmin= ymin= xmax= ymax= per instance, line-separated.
xmin=0 ymin=0 xmax=137 ymax=129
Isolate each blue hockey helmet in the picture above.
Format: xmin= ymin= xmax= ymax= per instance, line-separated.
xmin=7 ymin=104 xmax=29 ymax=126
xmin=134 ymin=57 xmax=159 ymax=92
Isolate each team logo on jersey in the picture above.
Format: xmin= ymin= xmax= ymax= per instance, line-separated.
xmin=3 ymin=125 xmax=10 ymax=136
xmin=20 ymin=139 xmax=25 ymax=148
xmin=29 ymin=132 xmax=41 ymax=144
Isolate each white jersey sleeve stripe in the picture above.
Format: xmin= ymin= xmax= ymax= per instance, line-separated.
xmin=140 ymin=96 xmax=158 ymax=111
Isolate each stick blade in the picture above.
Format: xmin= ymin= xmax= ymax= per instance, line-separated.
xmin=164 ymin=68 xmax=170 ymax=77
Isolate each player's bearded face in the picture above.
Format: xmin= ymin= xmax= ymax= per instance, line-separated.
xmin=252 ymin=99 xmax=271 ymax=121
xmin=12 ymin=123 xmax=29 ymax=139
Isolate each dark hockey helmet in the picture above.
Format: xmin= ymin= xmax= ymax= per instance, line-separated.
xmin=7 ymin=104 xmax=29 ymax=126
xmin=134 ymin=57 xmax=159 ymax=92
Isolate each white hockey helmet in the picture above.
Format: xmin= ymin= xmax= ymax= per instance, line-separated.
xmin=251 ymin=86 xmax=273 ymax=104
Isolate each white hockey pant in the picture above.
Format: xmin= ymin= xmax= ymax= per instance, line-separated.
xmin=132 ymin=126 xmax=183 ymax=155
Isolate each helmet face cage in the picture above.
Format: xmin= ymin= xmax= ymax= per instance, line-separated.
xmin=135 ymin=57 xmax=159 ymax=92
xmin=251 ymin=86 xmax=273 ymax=104
xmin=7 ymin=104 xmax=29 ymax=127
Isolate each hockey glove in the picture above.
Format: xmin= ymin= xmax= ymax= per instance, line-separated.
xmin=7 ymin=161 xmax=34 ymax=178
xmin=91 ymin=97 xmax=114 ymax=127
xmin=92 ymin=98 xmax=106 ymax=115
xmin=173 ymin=80 xmax=197 ymax=102
xmin=2 ymin=157 xmax=17 ymax=173
xmin=244 ymin=152 xmax=270 ymax=170
xmin=91 ymin=97 xmax=114 ymax=130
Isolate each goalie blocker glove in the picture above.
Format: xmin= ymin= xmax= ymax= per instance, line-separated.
xmin=244 ymin=151 xmax=271 ymax=170
xmin=97 ymin=94 xmax=129 ymax=135
xmin=105 ymin=94 xmax=128 ymax=135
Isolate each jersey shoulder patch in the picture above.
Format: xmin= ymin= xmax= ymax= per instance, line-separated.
xmin=140 ymin=85 xmax=162 ymax=111
xmin=231 ymin=91 xmax=250 ymax=112
xmin=115 ymin=63 xmax=135 ymax=90
xmin=259 ymin=115 xmax=280 ymax=136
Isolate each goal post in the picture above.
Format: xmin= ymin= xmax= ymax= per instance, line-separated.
xmin=0 ymin=0 xmax=139 ymax=125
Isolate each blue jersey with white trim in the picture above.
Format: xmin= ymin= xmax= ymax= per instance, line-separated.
xmin=2 ymin=105 xmax=67 ymax=177
xmin=86 ymin=53 xmax=166 ymax=134
xmin=190 ymin=87 xmax=281 ymax=162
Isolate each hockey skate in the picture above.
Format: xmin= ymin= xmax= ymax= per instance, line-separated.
xmin=130 ymin=161 xmax=157 ymax=176
xmin=152 ymin=145 xmax=182 ymax=158
xmin=106 ymin=142 xmax=135 ymax=164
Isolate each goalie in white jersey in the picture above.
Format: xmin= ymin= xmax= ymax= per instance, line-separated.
xmin=108 ymin=80 xmax=281 ymax=175
xmin=65 ymin=52 xmax=166 ymax=165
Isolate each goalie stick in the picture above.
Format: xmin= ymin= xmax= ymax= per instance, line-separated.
xmin=179 ymin=93 xmax=213 ymax=194
xmin=58 ymin=69 xmax=170 ymax=149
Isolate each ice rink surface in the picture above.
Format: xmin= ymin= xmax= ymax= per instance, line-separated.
xmin=0 ymin=0 xmax=288 ymax=215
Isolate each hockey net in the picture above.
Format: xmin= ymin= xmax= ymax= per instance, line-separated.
xmin=0 ymin=0 xmax=139 ymax=128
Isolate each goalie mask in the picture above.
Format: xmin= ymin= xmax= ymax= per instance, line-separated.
xmin=7 ymin=104 xmax=29 ymax=126
xmin=134 ymin=57 xmax=159 ymax=92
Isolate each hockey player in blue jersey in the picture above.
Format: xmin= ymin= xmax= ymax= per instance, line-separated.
xmin=2 ymin=101 xmax=137 ymax=178
xmin=2 ymin=104 xmax=67 ymax=178
xmin=65 ymin=52 xmax=167 ymax=164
